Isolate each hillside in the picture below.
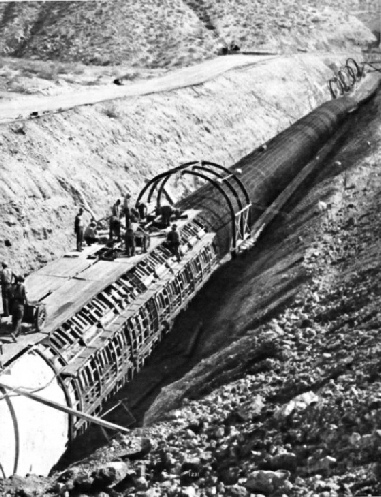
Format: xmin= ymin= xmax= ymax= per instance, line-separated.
xmin=0 ymin=52 xmax=359 ymax=276
xmin=0 ymin=0 xmax=377 ymax=67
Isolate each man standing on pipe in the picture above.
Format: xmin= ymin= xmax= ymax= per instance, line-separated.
xmin=0 ymin=262 xmax=14 ymax=318
xmin=123 ymin=192 xmax=132 ymax=229
xmin=74 ymin=207 xmax=85 ymax=252
xmin=166 ymin=224 xmax=181 ymax=262
xmin=11 ymin=275 xmax=28 ymax=342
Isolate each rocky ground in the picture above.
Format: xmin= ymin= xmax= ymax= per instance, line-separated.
xmin=2 ymin=63 xmax=381 ymax=497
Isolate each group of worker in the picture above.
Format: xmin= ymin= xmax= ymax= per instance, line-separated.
xmin=0 ymin=196 xmax=182 ymax=344
xmin=0 ymin=262 xmax=28 ymax=342
xmin=74 ymin=193 xmax=182 ymax=261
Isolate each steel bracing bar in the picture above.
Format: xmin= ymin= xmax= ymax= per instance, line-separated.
xmin=0 ymin=381 xmax=131 ymax=435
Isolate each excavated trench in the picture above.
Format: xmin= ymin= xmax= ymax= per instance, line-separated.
xmin=55 ymin=86 xmax=381 ymax=471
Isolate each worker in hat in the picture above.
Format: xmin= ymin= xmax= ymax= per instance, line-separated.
xmin=84 ymin=219 xmax=99 ymax=245
xmin=110 ymin=199 xmax=122 ymax=241
xmin=0 ymin=261 xmax=15 ymax=317
xmin=10 ymin=275 xmax=28 ymax=342
xmin=74 ymin=207 xmax=85 ymax=252
xmin=166 ymin=224 xmax=181 ymax=262
xmin=123 ymin=192 xmax=132 ymax=229
xmin=125 ymin=228 xmax=136 ymax=257
xmin=161 ymin=204 xmax=172 ymax=228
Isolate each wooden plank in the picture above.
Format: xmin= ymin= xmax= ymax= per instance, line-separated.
xmin=25 ymin=274 xmax=68 ymax=303
xmin=42 ymin=260 xmax=141 ymax=333
xmin=37 ymin=257 xmax=96 ymax=278
xmin=42 ymin=279 xmax=101 ymax=334
xmin=34 ymin=244 xmax=102 ymax=278
xmin=77 ymin=260 xmax=135 ymax=282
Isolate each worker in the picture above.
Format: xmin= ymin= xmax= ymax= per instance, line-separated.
xmin=137 ymin=202 xmax=147 ymax=221
xmin=166 ymin=224 xmax=181 ymax=262
xmin=10 ymin=275 xmax=28 ymax=342
xmin=123 ymin=193 xmax=132 ymax=229
xmin=0 ymin=262 xmax=14 ymax=317
xmin=161 ymin=204 xmax=172 ymax=228
xmin=134 ymin=225 xmax=149 ymax=254
xmin=131 ymin=215 xmax=140 ymax=233
xmin=111 ymin=199 xmax=122 ymax=241
xmin=125 ymin=228 xmax=136 ymax=257
xmin=84 ymin=220 xmax=98 ymax=245
xmin=74 ymin=207 xmax=84 ymax=252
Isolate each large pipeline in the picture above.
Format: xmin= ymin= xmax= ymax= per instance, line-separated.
xmin=179 ymin=95 xmax=367 ymax=253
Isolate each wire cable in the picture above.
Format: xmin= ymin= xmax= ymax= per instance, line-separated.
xmin=0 ymin=349 xmax=61 ymax=400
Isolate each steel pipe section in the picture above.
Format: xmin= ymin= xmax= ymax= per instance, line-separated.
xmin=179 ymin=96 xmax=358 ymax=254
xmin=0 ymin=351 xmax=68 ymax=477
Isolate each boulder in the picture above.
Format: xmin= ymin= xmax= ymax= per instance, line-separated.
xmin=236 ymin=395 xmax=265 ymax=421
xmin=245 ymin=470 xmax=290 ymax=494
xmin=274 ymin=391 xmax=319 ymax=420
xmin=92 ymin=461 xmax=129 ymax=487
xmin=12 ymin=475 xmax=48 ymax=497
xmin=179 ymin=486 xmax=197 ymax=497
xmin=262 ymin=452 xmax=297 ymax=473
xmin=225 ymin=484 xmax=248 ymax=496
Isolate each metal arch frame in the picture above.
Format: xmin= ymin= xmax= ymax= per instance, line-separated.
xmin=346 ymin=58 xmax=364 ymax=79
xmin=161 ymin=164 xmax=243 ymax=211
xmin=155 ymin=160 xmax=250 ymax=208
xmin=135 ymin=160 xmax=250 ymax=209
xmin=136 ymin=161 xmax=195 ymax=207
xmin=136 ymin=161 xmax=252 ymax=255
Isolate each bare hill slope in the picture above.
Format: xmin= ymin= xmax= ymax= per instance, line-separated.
xmin=0 ymin=52 xmax=354 ymax=275
xmin=0 ymin=0 xmax=377 ymax=67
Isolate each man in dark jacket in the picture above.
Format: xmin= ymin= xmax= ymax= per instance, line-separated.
xmin=84 ymin=220 xmax=98 ymax=245
xmin=160 ymin=205 xmax=172 ymax=228
xmin=0 ymin=261 xmax=14 ymax=317
xmin=111 ymin=200 xmax=122 ymax=241
xmin=166 ymin=224 xmax=181 ymax=261
xmin=124 ymin=193 xmax=132 ymax=229
xmin=137 ymin=202 xmax=147 ymax=221
xmin=125 ymin=228 xmax=136 ymax=257
xmin=74 ymin=208 xmax=84 ymax=251
xmin=11 ymin=275 xmax=28 ymax=342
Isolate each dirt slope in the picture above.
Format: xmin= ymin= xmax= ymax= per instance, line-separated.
xmin=0 ymin=0 xmax=376 ymax=67
xmin=0 ymin=53 xmax=354 ymax=277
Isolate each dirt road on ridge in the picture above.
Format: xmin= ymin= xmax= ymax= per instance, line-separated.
xmin=0 ymin=54 xmax=277 ymax=124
